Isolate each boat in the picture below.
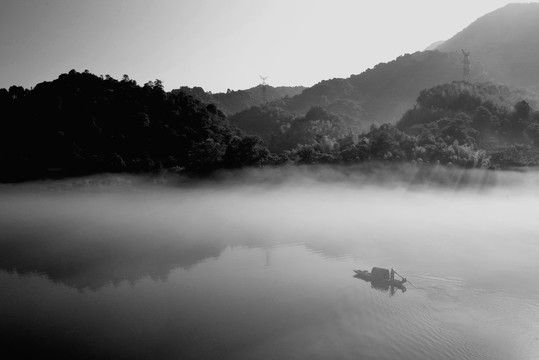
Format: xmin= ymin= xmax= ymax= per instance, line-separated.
xmin=353 ymin=267 xmax=407 ymax=288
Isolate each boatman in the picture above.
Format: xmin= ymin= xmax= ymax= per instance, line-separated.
xmin=390 ymin=268 xmax=407 ymax=283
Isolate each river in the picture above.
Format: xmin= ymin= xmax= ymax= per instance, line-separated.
xmin=1 ymin=165 xmax=538 ymax=359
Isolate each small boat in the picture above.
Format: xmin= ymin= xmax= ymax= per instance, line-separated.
xmin=353 ymin=267 xmax=407 ymax=288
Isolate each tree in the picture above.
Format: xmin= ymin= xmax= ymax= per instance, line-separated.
xmin=154 ymin=79 xmax=164 ymax=90
xmin=436 ymin=113 xmax=477 ymax=145
xmin=472 ymin=106 xmax=492 ymax=129
xmin=525 ymin=123 xmax=539 ymax=146
xmin=514 ymin=100 xmax=531 ymax=120
xmin=8 ymin=85 xmax=25 ymax=100
xmin=222 ymin=135 xmax=271 ymax=168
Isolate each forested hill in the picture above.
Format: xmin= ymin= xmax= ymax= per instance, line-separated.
xmin=397 ymin=81 xmax=539 ymax=133
xmin=3 ymin=71 xmax=539 ymax=183
xmin=396 ymin=81 xmax=539 ymax=167
xmin=228 ymin=81 xmax=539 ymax=169
xmin=278 ymin=50 xmax=488 ymax=125
xmin=437 ymin=3 xmax=539 ymax=90
xmin=170 ymin=84 xmax=305 ymax=115
xmin=229 ymin=105 xmax=361 ymax=154
xmin=0 ymin=71 xmax=271 ymax=182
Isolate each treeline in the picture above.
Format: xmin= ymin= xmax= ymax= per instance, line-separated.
xmin=229 ymin=105 xmax=360 ymax=153
xmin=397 ymin=81 xmax=539 ymax=166
xmin=230 ymin=81 xmax=539 ymax=168
xmin=3 ymin=72 xmax=539 ymax=183
xmin=275 ymin=123 xmax=491 ymax=168
xmin=0 ymin=70 xmax=271 ymax=182
xmin=228 ymin=104 xmax=491 ymax=168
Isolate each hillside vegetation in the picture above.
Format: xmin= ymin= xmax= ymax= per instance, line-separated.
xmin=3 ymin=72 xmax=539 ymax=183
xmin=0 ymin=71 xmax=272 ymax=182
xmin=229 ymin=105 xmax=360 ymax=154
xmin=277 ymin=51 xmax=488 ymax=125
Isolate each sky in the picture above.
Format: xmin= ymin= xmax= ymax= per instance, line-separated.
xmin=0 ymin=0 xmax=520 ymax=92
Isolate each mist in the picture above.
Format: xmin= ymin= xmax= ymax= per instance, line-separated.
xmin=1 ymin=164 xmax=538 ymax=289
xmin=1 ymin=164 xmax=539 ymax=359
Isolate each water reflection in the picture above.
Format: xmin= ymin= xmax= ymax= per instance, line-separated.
xmin=371 ymin=282 xmax=405 ymax=297
xmin=0 ymin=222 xmax=225 ymax=291
xmin=1 ymin=167 xmax=539 ymax=359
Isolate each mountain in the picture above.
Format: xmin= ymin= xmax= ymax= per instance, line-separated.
xmin=254 ymin=3 xmax=539 ymax=127
xmin=171 ymin=84 xmax=305 ymax=115
xmin=437 ymin=3 xmax=539 ymax=90
xmin=279 ymin=50 xmax=489 ymax=126
xmin=424 ymin=40 xmax=445 ymax=51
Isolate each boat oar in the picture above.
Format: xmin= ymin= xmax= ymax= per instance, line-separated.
xmin=393 ymin=269 xmax=418 ymax=289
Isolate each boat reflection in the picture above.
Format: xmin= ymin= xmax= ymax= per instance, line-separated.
xmin=353 ymin=268 xmax=407 ymax=296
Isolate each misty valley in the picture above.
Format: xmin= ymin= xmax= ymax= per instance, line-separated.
xmin=1 ymin=166 xmax=539 ymax=359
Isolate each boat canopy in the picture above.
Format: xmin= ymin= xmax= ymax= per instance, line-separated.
xmin=371 ymin=267 xmax=390 ymax=281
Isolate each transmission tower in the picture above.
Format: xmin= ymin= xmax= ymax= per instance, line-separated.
xmin=461 ymin=49 xmax=471 ymax=82
xmin=259 ymin=75 xmax=269 ymax=103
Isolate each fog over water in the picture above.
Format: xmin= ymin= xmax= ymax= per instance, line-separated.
xmin=1 ymin=165 xmax=539 ymax=359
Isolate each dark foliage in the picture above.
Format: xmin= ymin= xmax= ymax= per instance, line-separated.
xmin=228 ymin=105 xmax=295 ymax=153
xmin=397 ymin=81 xmax=539 ymax=147
xmin=276 ymin=81 xmax=539 ymax=169
xmin=0 ymin=70 xmax=271 ymax=182
xmin=4 ymin=71 xmax=539 ymax=182
xmin=230 ymin=105 xmax=359 ymax=154
xmin=280 ymin=122 xmax=490 ymax=169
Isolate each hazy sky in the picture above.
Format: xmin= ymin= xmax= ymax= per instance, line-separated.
xmin=0 ymin=0 xmax=519 ymax=92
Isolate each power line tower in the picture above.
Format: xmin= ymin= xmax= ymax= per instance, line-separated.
xmin=461 ymin=49 xmax=471 ymax=82
xmin=259 ymin=75 xmax=268 ymax=103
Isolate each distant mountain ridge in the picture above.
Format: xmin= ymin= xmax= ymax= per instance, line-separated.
xmin=437 ymin=3 xmax=539 ymax=90
xmin=170 ymin=84 xmax=305 ymax=115
xmin=276 ymin=50 xmax=489 ymax=126
xmin=170 ymin=4 xmax=539 ymax=131
xmin=247 ymin=3 xmax=539 ymax=127
xmin=424 ymin=40 xmax=445 ymax=51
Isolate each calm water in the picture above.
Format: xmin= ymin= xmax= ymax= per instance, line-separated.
xmin=1 ymin=167 xmax=539 ymax=359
